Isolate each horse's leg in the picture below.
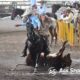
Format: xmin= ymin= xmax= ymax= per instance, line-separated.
xmin=68 ymin=66 xmax=71 ymax=71
xmin=43 ymin=37 xmax=50 ymax=66
xmin=22 ymin=39 xmax=28 ymax=57
xmin=26 ymin=53 xmax=35 ymax=66
xmin=54 ymin=28 xmax=57 ymax=45
xmin=34 ymin=53 xmax=40 ymax=73
xmin=43 ymin=43 xmax=50 ymax=66
xmin=39 ymin=16 xmax=44 ymax=28
xmin=44 ymin=53 xmax=48 ymax=66
xmin=49 ymin=26 xmax=54 ymax=46
xmin=55 ymin=34 xmax=57 ymax=45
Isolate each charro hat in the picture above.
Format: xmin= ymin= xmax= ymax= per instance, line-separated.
xmin=38 ymin=1 xmax=47 ymax=3
xmin=32 ymin=4 xmax=37 ymax=9
xmin=66 ymin=7 xmax=71 ymax=10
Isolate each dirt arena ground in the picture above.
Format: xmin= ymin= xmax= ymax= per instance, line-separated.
xmin=0 ymin=31 xmax=80 ymax=80
xmin=0 ymin=16 xmax=80 ymax=80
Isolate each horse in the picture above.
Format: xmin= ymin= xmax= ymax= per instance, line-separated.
xmin=42 ymin=13 xmax=58 ymax=45
xmin=23 ymin=21 xmax=50 ymax=72
xmin=38 ymin=4 xmax=61 ymax=45
xmin=11 ymin=8 xmax=25 ymax=20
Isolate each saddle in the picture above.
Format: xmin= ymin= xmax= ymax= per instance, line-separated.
xmin=40 ymin=15 xmax=45 ymax=21
xmin=33 ymin=28 xmax=49 ymax=38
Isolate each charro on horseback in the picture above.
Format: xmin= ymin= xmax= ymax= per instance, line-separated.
xmin=11 ymin=0 xmax=80 ymax=72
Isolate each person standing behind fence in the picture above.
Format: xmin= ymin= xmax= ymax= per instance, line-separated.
xmin=37 ymin=1 xmax=47 ymax=27
xmin=21 ymin=0 xmax=37 ymax=22
xmin=38 ymin=1 xmax=47 ymax=15
xmin=76 ymin=11 xmax=80 ymax=46
xmin=60 ymin=7 xmax=74 ymax=47
xmin=30 ymin=0 xmax=36 ymax=7
xmin=61 ymin=7 xmax=74 ymax=24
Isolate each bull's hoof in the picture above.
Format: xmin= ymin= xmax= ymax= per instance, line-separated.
xmin=21 ymin=51 xmax=27 ymax=57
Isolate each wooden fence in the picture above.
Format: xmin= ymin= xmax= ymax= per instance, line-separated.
xmin=0 ymin=0 xmax=78 ymax=17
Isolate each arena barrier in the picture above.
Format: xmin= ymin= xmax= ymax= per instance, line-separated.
xmin=57 ymin=20 xmax=75 ymax=47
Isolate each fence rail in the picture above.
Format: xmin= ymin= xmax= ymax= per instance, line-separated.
xmin=0 ymin=0 xmax=79 ymax=17
xmin=0 ymin=0 xmax=78 ymax=9
xmin=0 ymin=1 xmax=30 ymax=16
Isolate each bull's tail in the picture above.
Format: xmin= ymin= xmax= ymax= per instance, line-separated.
xmin=57 ymin=40 xmax=68 ymax=57
xmin=62 ymin=40 xmax=68 ymax=48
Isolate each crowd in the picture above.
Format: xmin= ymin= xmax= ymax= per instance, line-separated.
xmin=56 ymin=2 xmax=80 ymax=47
xmin=16 ymin=0 xmax=80 ymax=47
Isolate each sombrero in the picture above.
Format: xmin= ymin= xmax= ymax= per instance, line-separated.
xmin=66 ymin=7 xmax=71 ymax=10
xmin=38 ymin=1 xmax=47 ymax=3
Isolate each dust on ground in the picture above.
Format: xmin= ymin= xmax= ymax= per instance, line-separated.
xmin=0 ymin=31 xmax=80 ymax=80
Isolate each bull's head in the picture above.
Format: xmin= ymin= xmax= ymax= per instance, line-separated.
xmin=63 ymin=53 xmax=72 ymax=71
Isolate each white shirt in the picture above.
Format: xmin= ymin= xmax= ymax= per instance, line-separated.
xmin=38 ymin=4 xmax=47 ymax=15
xmin=61 ymin=12 xmax=74 ymax=23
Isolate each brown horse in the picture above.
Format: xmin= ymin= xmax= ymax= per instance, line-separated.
xmin=41 ymin=14 xmax=57 ymax=46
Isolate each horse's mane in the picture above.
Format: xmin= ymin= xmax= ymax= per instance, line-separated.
xmin=26 ymin=22 xmax=40 ymax=43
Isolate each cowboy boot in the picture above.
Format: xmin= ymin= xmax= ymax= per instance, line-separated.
xmin=21 ymin=50 xmax=27 ymax=57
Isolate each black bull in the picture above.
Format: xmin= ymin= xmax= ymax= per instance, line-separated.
xmin=23 ymin=22 xmax=50 ymax=72
xmin=39 ymin=41 xmax=72 ymax=71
